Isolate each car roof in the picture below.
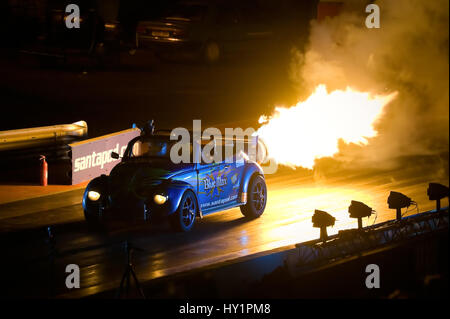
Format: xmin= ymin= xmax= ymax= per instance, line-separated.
xmin=148 ymin=129 xmax=257 ymax=144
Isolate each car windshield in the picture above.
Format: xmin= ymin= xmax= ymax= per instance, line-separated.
xmin=127 ymin=135 xmax=252 ymax=163
xmin=128 ymin=136 xmax=191 ymax=159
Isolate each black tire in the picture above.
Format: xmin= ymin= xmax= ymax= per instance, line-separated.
xmin=84 ymin=206 xmax=109 ymax=232
xmin=83 ymin=203 xmax=103 ymax=225
xmin=83 ymin=176 xmax=109 ymax=226
xmin=83 ymin=190 xmax=105 ymax=226
xmin=169 ymin=191 xmax=197 ymax=232
xmin=240 ymin=175 xmax=267 ymax=219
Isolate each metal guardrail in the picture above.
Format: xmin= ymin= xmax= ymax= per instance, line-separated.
xmin=0 ymin=121 xmax=87 ymax=152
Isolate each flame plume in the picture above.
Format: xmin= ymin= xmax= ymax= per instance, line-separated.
xmin=257 ymin=85 xmax=397 ymax=169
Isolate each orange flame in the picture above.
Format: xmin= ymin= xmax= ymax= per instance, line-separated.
xmin=257 ymin=85 xmax=397 ymax=169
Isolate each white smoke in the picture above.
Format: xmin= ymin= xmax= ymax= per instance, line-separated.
xmin=290 ymin=0 xmax=449 ymax=170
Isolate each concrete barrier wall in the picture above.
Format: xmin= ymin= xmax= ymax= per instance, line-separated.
xmin=69 ymin=128 xmax=140 ymax=184
xmin=0 ymin=123 xmax=140 ymax=185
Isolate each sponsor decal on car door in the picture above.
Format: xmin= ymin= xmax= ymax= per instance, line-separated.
xmin=196 ymin=162 xmax=234 ymax=210
xmin=197 ymin=160 xmax=243 ymax=212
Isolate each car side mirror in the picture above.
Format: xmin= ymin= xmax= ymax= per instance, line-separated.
xmin=111 ymin=152 xmax=120 ymax=159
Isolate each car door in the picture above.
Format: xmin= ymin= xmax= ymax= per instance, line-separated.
xmin=197 ymin=161 xmax=227 ymax=213
xmin=196 ymin=138 xmax=247 ymax=213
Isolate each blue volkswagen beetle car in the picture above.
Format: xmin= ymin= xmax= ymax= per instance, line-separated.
xmin=82 ymin=130 xmax=267 ymax=231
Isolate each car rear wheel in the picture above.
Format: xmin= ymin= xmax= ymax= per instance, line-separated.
xmin=240 ymin=175 xmax=267 ymax=219
xmin=169 ymin=191 xmax=197 ymax=232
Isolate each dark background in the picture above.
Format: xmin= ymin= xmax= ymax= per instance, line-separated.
xmin=1 ymin=0 xmax=317 ymax=138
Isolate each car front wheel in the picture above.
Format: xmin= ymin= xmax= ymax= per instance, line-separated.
xmin=170 ymin=191 xmax=197 ymax=232
xmin=240 ymin=175 xmax=267 ymax=219
xmin=83 ymin=202 xmax=104 ymax=226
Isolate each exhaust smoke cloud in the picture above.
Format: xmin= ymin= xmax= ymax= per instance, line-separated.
xmin=258 ymin=0 xmax=449 ymax=173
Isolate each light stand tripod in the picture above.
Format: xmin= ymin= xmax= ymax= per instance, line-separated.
xmin=46 ymin=226 xmax=57 ymax=297
xmin=117 ymin=240 xmax=146 ymax=298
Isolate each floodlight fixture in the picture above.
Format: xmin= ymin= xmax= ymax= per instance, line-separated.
xmin=388 ymin=191 xmax=415 ymax=220
xmin=427 ymin=183 xmax=449 ymax=211
xmin=348 ymin=200 xmax=374 ymax=229
xmin=312 ymin=209 xmax=336 ymax=241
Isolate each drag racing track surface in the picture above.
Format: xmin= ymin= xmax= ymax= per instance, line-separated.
xmin=0 ymin=156 xmax=447 ymax=298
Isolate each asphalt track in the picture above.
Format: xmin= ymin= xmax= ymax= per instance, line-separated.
xmin=0 ymin=51 xmax=447 ymax=298
xmin=0 ymin=158 xmax=447 ymax=298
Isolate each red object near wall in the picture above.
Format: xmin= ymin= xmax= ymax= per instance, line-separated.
xmin=40 ymin=155 xmax=48 ymax=186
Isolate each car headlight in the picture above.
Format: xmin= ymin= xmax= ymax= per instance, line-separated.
xmin=154 ymin=194 xmax=168 ymax=205
xmin=88 ymin=190 xmax=101 ymax=201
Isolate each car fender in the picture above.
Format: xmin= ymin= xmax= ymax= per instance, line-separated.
xmin=156 ymin=180 xmax=199 ymax=216
xmin=82 ymin=174 xmax=109 ymax=212
xmin=240 ymin=162 xmax=265 ymax=196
